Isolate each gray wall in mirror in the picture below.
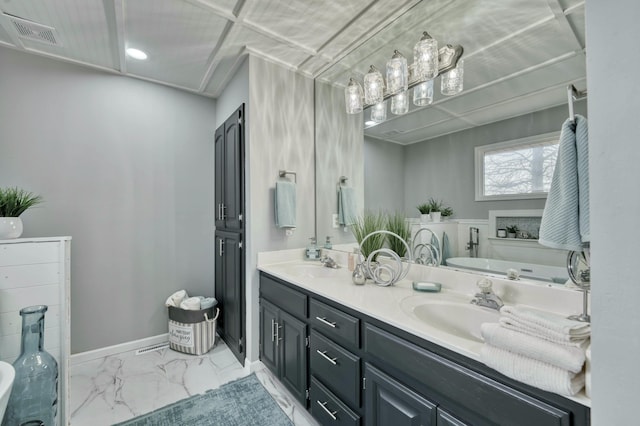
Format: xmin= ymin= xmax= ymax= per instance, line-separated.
xmin=315 ymin=80 xmax=364 ymax=244
xmin=364 ymin=138 xmax=404 ymax=213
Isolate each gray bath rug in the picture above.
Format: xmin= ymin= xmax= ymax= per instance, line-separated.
xmin=113 ymin=373 xmax=293 ymax=426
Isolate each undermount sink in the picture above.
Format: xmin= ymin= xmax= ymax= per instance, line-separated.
xmin=0 ymin=361 xmax=15 ymax=422
xmin=401 ymin=297 xmax=500 ymax=342
xmin=284 ymin=263 xmax=339 ymax=278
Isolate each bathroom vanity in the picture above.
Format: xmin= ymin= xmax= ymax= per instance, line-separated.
xmin=258 ymin=257 xmax=590 ymax=426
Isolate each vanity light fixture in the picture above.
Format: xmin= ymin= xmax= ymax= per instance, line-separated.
xmin=126 ymin=47 xmax=148 ymax=60
xmin=364 ymin=66 xmax=384 ymax=105
xmin=344 ymin=31 xmax=463 ymax=116
xmin=371 ymin=100 xmax=387 ymax=123
xmin=345 ymin=78 xmax=364 ymax=114
xmin=386 ymin=50 xmax=408 ymax=95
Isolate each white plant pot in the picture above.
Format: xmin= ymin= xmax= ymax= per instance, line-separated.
xmin=420 ymin=214 xmax=430 ymax=223
xmin=0 ymin=217 xmax=23 ymax=239
xmin=430 ymin=211 xmax=441 ymax=222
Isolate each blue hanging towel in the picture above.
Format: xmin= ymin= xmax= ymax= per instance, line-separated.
xmin=539 ymin=114 xmax=589 ymax=251
xmin=338 ymin=186 xmax=357 ymax=226
xmin=275 ymin=180 xmax=296 ymax=229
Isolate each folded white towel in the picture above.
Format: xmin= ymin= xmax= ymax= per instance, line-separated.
xmin=200 ymin=297 xmax=217 ymax=310
xmin=165 ymin=290 xmax=188 ymax=307
xmin=481 ymin=323 xmax=587 ymax=373
xmin=180 ymin=297 xmax=202 ymax=310
xmin=499 ymin=305 xmax=590 ymax=344
xmin=481 ymin=345 xmax=585 ymax=396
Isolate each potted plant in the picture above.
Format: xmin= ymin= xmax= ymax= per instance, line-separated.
xmin=441 ymin=206 xmax=454 ymax=220
xmin=416 ymin=203 xmax=430 ymax=222
xmin=506 ymin=225 xmax=519 ymax=239
xmin=386 ymin=212 xmax=411 ymax=258
xmin=427 ymin=197 xmax=444 ymax=222
xmin=0 ymin=187 xmax=42 ymax=239
xmin=351 ymin=211 xmax=387 ymax=261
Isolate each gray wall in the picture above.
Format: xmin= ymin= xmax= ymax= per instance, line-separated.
xmin=587 ymin=1 xmax=640 ymax=423
xmin=400 ymin=101 xmax=587 ymax=219
xmin=364 ymin=136 xmax=404 ymax=213
xmin=0 ymin=47 xmax=217 ymax=353
xmin=246 ymin=56 xmax=315 ymax=361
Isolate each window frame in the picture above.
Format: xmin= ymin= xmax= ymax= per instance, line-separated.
xmin=474 ymin=131 xmax=561 ymax=201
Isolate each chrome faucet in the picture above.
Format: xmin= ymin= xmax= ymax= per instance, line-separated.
xmin=470 ymin=278 xmax=503 ymax=310
xmin=411 ymin=227 xmax=441 ymax=266
xmin=319 ymin=255 xmax=339 ymax=269
xmin=466 ymin=227 xmax=479 ymax=258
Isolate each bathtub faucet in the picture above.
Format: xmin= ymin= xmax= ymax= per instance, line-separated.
xmin=466 ymin=227 xmax=479 ymax=258
xmin=471 ymin=278 xmax=503 ymax=310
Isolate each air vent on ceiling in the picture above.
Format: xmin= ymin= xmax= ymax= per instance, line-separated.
xmin=3 ymin=13 xmax=60 ymax=46
xmin=382 ymin=129 xmax=403 ymax=137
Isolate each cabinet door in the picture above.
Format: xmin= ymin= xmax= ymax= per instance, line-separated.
xmin=214 ymin=125 xmax=224 ymax=229
xmin=279 ymin=309 xmax=308 ymax=404
xmin=214 ymin=233 xmax=225 ymax=334
xmin=216 ymin=231 xmax=244 ymax=365
xmin=259 ymin=299 xmax=279 ymax=375
xmin=223 ymin=105 xmax=244 ymax=230
xmin=364 ymin=363 xmax=437 ymax=426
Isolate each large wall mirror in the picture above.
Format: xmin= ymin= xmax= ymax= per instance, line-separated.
xmin=314 ymin=0 xmax=587 ymax=284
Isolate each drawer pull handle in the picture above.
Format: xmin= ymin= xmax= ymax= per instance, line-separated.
xmin=271 ymin=319 xmax=276 ymax=342
xmin=315 ymin=316 xmax=337 ymax=328
xmin=316 ymin=350 xmax=337 ymax=365
xmin=316 ymin=400 xmax=338 ymax=420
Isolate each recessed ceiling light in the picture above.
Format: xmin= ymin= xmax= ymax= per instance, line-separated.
xmin=126 ymin=48 xmax=147 ymax=60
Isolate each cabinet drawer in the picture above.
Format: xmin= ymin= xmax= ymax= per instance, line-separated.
xmin=310 ymin=330 xmax=360 ymax=409
xmin=0 ymin=242 xmax=59 ymax=267
xmin=310 ymin=298 xmax=359 ymax=348
xmin=310 ymin=377 xmax=360 ymax=426
xmin=364 ymin=323 xmax=571 ymax=426
xmin=260 ymin=274 xmax=307 ymax=320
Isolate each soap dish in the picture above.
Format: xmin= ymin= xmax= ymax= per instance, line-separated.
xmin=412 ymin=281 xmax=442 ymax=292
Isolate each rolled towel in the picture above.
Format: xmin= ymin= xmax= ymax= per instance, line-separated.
xmin=200 ymin=297 xmax=217 ymax=310
xmin=499 ymin=305 xmax=590 ymax=344
xmin=481 ymin=345 xmax=585 ymax=396
xmin=481 ymin=323 xmax=587 ymax=373
xmin=180 ymin=297 xmax=202 ymax=310
xmin=165 ymin=290 xmax=188 ymax=307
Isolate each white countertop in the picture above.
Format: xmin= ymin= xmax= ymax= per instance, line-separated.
xmin=257 ymin=248 xmax=590 ymax=407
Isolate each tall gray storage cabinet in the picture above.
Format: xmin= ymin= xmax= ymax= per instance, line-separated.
xmin=214 ymin=104 xmax=245 ymax=365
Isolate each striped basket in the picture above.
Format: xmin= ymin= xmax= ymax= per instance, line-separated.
xmin=168 ymin=306 xmax=219 ymax=355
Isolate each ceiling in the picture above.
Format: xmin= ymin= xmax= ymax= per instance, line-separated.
xmin=0 ymin=0 xmax=585 ymax=143
xmin=0 ymin=0 xmax=419 ymax=97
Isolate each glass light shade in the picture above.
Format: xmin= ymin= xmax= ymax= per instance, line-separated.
xmin=364 ymin=66 xmax=384 ymax=105
xmin=390 ymin=90 xmax=409 ymax=115
xmin=386 ymin=50 xmax=408 ymax=95
xmin=371 ymin=101 xmax=387 ymax=123
xmin=413 ymin=32 xmax=438 ymax=80
xmin=413 ymin=79 xmax=434 ymax=106
xmin=441 ymin=59 xmax=464 ymax=96
xmin=345 ymin=78 xmax=364 ymax=114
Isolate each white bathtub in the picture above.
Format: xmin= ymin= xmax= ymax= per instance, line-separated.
xmin=445 ymin=257 xmax=568 ymax=283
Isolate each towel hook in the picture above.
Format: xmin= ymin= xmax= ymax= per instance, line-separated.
xmin=336 ymin=176 xmax=348 ymax=192
xmin=567 ymin=84 xmax=587 ymax=123
xmin=279 ymin=170 xmax=297 ymax=183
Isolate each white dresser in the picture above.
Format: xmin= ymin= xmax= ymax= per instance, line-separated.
xmin=0 ymin=237 xmax=71 ymax=426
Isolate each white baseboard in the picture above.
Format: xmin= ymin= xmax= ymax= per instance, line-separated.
xmin=70 ymin=333 xmax=169 ymax=366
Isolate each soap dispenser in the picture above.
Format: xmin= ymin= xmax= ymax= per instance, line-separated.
xmin=306 ymin=237 xmax=319 ymax=260
xmin=324 ymin=236 xmax=332 ymax=249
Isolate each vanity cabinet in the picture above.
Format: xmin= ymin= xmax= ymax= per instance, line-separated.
xmin=258 ymin=272 xmax=590 ymax=426
xmin=259 ymin=279 xmax=308 ymax=404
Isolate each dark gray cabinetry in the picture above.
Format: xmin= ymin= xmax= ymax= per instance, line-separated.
xmin=258 ymin=272 xmax=589 ymax=426
xmin=214 ymin=104 xmax=245 ymax=366
xmin=259 ymin=293 xmax=308 ymax=404
xmin=364 ymin=363 xmax=437 ymax=426
xmin=214 ymin=104 xmax=244 ymax=231
xmin=214 ymin=230 xmax=243 ymax=364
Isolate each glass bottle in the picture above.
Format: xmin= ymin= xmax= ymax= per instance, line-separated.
xmin=3 ymin=305 xmax=58 ymax=426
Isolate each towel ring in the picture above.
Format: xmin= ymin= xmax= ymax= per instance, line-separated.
xmin=279 ymin=170 xmax=297 ymax=183
xmin=336 ymin=176 xmax=348 ymax=192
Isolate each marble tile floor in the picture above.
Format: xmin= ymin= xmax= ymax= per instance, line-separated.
xmin=70 ymin=339 xmax=319 ymax=425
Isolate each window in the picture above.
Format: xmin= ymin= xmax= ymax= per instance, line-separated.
xmin=475 ymin=132 xmax=560 ymax=201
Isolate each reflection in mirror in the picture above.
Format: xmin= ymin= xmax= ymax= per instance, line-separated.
xmin=314 ymin=0 xmax=587 ymax=284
